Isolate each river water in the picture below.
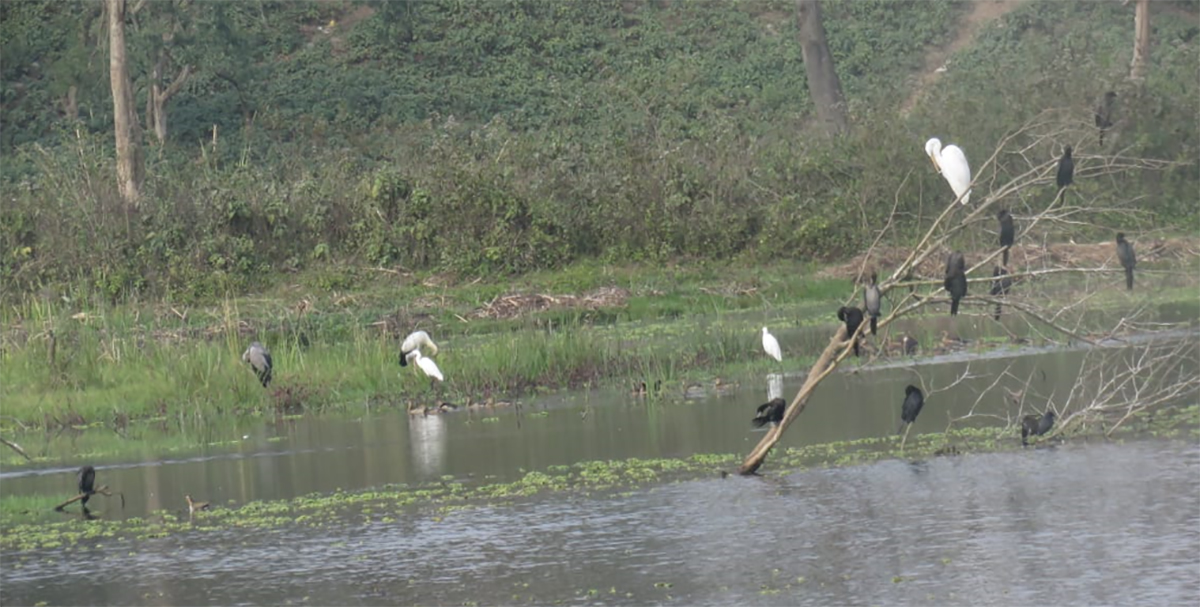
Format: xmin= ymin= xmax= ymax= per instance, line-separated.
xmin=3 ymin=340 xmax=1198 ymax=605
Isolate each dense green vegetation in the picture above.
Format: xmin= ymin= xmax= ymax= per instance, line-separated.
xmin=2 ymin=0 xmax=1195 ymax=302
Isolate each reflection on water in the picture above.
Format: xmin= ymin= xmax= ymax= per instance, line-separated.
xmin=408 ymin=414 xmax=446 ymax=477
xmin=4 ymin=440 xmax=1197 ymax=606
xmin=767 ymin=373 xmax=784 ymax=402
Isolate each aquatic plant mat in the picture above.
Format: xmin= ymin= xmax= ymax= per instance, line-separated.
xmin=4 ymin=403 xmax=1195 ymax=554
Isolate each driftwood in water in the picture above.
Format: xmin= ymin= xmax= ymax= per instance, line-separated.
xmin=0 ymin=436 xmax=32 ymax=461
xmin=53 ymin=485 xmax=124 ymax=512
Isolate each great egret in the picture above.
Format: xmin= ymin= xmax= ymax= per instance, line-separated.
xmin=761 ymin=327 xmax=782 ymax=362
xmin=864 ymin=271 xmax=882 ymax=335
xmin=77 ymin=465 xmax=96 ymax=508
xmin=835 ymin=306 xmax=864 ymax=357
xmin=242 ymin=342 xmax=273 ymax=387
xmin=186 ymin=494 xmax=211 ymax=514
xmin=896 ymin=385 xmax=925 ymax=450
xmin=1056 ymin=146 xmax=1075 ymax=189
xmin=990 ymin=266 xmax=1013 ymax=321
xmin=406 ymin=348 xmax=444 ymax=382
xmin=997 ymin=209 xmax=1015 ymax=266
xmin=399 ymin=330 xmax=439 ymax=367
xmin=1021 ymin=410 xmax=1056 ymax=446
xmin=943 ymin=251 xmax=967 ymax=316
xmin=751 ymin=398 xmax=786 ymax=428
xmin=1095 ymin=91 xmax=1116 ymax=146
xmin=924 ymin=138 xmax=972 ymax=204
xmin=1116 ymin=233 xmax=1136 ymax=291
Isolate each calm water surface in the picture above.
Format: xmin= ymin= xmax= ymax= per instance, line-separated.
xmin=3 ymin=440 xmax=1197 ymax=606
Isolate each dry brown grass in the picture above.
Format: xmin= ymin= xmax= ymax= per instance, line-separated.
xmin=819 ymin=236 xmax=1199 ymax=283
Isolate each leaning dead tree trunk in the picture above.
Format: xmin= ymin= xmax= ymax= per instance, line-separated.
xmin=1129 ymin=0 xmax=1151 ymax=83
xmin=795 ymin=0 xmax=849 ymax=135
xmin=742 ymin=327 xmax=860 ymax=474
xmin=107 ymin=0 xmax=144 ymax=208
xmin=740 ymin=109 xmax=1183 ymax=475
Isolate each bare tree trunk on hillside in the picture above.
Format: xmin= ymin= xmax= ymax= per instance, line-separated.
xmin=107 ymin=0 xmax=144 ymax=208
xmin=1129 ymin=0 xmax=1150 ymax=83
xmin=795 ymin=0 xmax=848 ymax=136
xmin=149 ymin=49 xmax=192 ymax=143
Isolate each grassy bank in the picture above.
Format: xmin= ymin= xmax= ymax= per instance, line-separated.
xmin=3 ymin=259 xmax=847 ymax=432
xmin=3 ymin=251 xmax=1197 ymax=440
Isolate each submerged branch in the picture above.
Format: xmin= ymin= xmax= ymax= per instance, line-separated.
xmin=0 ymin=436 xmax=32 ymax=461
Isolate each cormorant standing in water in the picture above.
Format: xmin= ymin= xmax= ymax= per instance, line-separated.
xmin=1021 ymin=410 xmax=1056 ymax=446
xmin=990 ymin=266 xmax=1013 ymax=321
xmin=896 ymin=385 xmax=925 ymax=433
xmin=864 ymin=272 xmax=882 ymax=335
xmin=997 ymin=209 xmax=1015 ymax=266
xmin=77 ymin=465 xmax=96 ymax=508
xmin=896 ymin=385 xmax=925 ymax=451
xmin=836 ymin=306 xmax=865 ymax=357
xmin=1116 ymin=232 xmax=1136 ymax=291
xmin=943 ymin=251 xmax=967 ymax=316
xmin=752 ymin=398 xmax=786 ymax=428
xmin=1056 ymin=146 xmax=1075 ymax=190
xmin=1095 ymin=91 xmax=1116 ymax=146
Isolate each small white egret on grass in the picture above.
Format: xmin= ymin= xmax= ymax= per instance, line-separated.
xmin=761 ymin=327 xmax=782 ymax=362
xmin=406 ymin=349 xmax=444 ymax=382
xmin=399 ymin=330 xmax=439 ymax=367
xmin=242 ymin=342 xmax=273 ymax=387
xmin=924 ymin=138 xmax=972 ymax=204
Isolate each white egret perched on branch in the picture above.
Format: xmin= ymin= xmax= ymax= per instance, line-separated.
xmin=761 ymin=327 xmax=782 ymax=362
xmin=924 ymin=138 xmax=972 ymax=204
xmin=399 ymin=330 xmax=439 ymax=367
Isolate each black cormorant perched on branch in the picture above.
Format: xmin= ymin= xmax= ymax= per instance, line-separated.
xmin=1056 ymin=146 xmax=1075 ymax=190
xmin=943 ymin=252 xmax=967 ymax=316
xmin=1116 ymin=233 xmax=1136 ymax=291
xmin=752 ymin=398 xmax=786 ymax=428
xmin=836 ymin=306 xmax=864 ymax=356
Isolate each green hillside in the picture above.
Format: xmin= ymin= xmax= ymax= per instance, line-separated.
xmin=1 ymin=0 xmax=1196 ymax=302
